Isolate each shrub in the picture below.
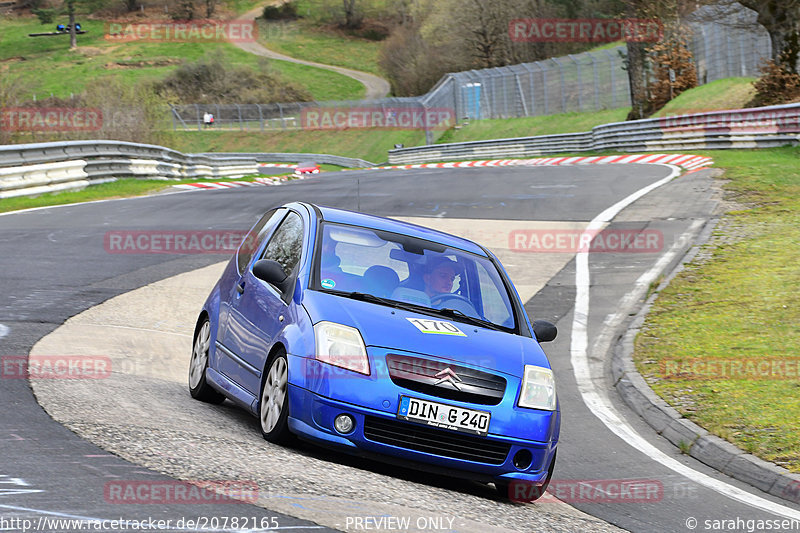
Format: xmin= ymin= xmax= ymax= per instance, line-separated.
xmin=263 ymin=1 xmax=297 ymax=21
xmin=647 ymin=33 xmax=698 ymax=112
xmin=154 ymin=52 xmax=312 ymax=104
xmin=749 ymin=55 xmax=800 ymax=107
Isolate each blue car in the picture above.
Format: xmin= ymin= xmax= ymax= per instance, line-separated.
xmin=189 ymin=202 xmax=559 ymax=499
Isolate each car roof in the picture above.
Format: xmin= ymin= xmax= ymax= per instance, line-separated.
xmin=308 ymin=203 xmax=487 ymax=256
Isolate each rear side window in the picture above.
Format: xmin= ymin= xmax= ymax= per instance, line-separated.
xmin=261 ymin=211 xmax=304 ymax=277
xmin=237 ymin=208 xmax=283 ymax=274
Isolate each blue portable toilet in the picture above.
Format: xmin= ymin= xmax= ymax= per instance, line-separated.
xmin=461 ymin=83 xmax=482 ymax=120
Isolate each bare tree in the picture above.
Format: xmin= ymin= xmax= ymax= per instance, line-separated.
xmin=67 ymin=0 xmax=77 ymax=49
xmin=342 ymin=0 xmax=362 ymax=29
xmin=205 ymin=0 xmax=217 ymax=18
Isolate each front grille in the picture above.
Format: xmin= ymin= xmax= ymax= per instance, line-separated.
xmin=386 ymin=354 xmax=506 ymax=405
xmin=363 ymin=415 xmax=510 ymax=465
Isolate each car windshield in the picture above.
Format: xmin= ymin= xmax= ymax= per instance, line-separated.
xmin=313 ymin=222 xmax=517 ymax=331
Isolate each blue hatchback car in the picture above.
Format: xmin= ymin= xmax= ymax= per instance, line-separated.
xmin=189 ymin=202 xmax=559 ymax=498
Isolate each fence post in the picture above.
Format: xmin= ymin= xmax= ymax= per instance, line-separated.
xmin=258 ymin=104 xmax=264 ymax=132
xmin=738 ymin=31 xmax=746 ymax=77
xmin=589 ymin=52 xmax=599 ymax=110
xmin=569 ymin=54 xmax=582 ymax=112
xmin=423 ymin=102 xmax=433 ymax=145
xmin=552 ymin=58 xmax=566 ymax=112
xmin=278 ymin=103 xmax=285 ymax=130
xmin=522 ymin=63 xmax=534 ymax=116
xmin=195 ymin=104 xmax=201 ymax=131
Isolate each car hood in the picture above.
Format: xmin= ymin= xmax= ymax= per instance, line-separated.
xmin=302 ymin=290 xmax=550 ymax=378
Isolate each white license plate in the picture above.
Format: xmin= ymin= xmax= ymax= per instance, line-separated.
xmin=397 ymin=396 xmax=490 ymax=436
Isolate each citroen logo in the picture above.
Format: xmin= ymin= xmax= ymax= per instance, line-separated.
xmin=433 ymin=367 xmax=462 ymax=391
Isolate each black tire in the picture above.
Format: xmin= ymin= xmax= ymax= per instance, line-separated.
xmin=259 ymin=350 xmax=293 ymax=443
xmin=496 ymin=450 xmax=556 ymax=502
xmin=188 ymin=318 xmax=226 ymax=404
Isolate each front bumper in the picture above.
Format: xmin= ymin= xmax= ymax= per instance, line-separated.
xmin=287 ymin=354 xmax=559 ymax=484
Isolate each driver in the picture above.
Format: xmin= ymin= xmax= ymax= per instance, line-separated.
xmin=422 ymin=257 xmax=458 ymax=298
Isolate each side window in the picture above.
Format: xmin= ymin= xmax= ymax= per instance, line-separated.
xmin=261 ymin=211 xmax=304 ymax=278
xmin=237 ymin=208 xmax=283 ymax=274
xmin=476 ymin=263 xmax=514 ymax=327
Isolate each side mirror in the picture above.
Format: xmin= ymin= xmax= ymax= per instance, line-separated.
xmin=532 ymin=320 xmax=557 ymax=343
xmin=252 ymin=259 xmax=290 ymax=292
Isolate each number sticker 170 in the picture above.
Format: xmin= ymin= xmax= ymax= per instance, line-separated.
xmin=406 ymin=318 xmax=466 ymax=336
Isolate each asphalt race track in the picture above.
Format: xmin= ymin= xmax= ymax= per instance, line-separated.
xmin=1 ymin=165 xmax=799 ymax=532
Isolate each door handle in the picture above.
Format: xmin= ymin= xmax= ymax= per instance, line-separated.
xmin=236 ymin=281 xmax=245 ymax=294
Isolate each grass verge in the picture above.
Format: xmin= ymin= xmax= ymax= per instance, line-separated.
xmin=256 ymin=18 xmax=384 ymax=77
xmin=654 ymin=78 xmax=756 ymax=117
xmin=437 ymin=108 xmax=631 ymax=144
xmin=633 ymin=146 xmax=800 ymax=472
xmin=169 ymin=129 xmax=425 ymax=163
xmin=0 ymin=175 xmax=261 ymax=213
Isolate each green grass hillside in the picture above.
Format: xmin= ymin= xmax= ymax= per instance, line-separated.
xmin=0 ymin=17 xmax=364 ymax=101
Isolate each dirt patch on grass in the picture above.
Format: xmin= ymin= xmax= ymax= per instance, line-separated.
xmin=105 ymin=58 xmax=182 ymax=69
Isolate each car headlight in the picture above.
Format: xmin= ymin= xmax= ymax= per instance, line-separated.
xmin=314 ymin=321 xmax=370 ymax=375
xmin=518 ymin=365 xmax=556 ymax=410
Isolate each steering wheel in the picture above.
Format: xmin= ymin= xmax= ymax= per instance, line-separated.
xmin=430 ymin=293 xmax=477 ymax=312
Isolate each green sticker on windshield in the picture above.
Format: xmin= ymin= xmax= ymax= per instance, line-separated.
xmin=321 ymin=279 xmax=336 ymax=289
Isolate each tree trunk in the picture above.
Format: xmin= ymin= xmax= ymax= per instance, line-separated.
xmin=740 ymin=1 xmax=800 ymax=73
xmin=68 ymin=0 xmax=77 ymax=50
xmin=343 ymin=0 xmax=359 ymax=29
xmin=626 ymin=41 xmax=650 ymax=120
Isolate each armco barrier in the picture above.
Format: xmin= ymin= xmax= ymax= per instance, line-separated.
xmin=199 ymin=152 xmax=376 ymax=168
xmin=0 ymin=140 xmax=265 ymax=198
xmin=388 ymin=103 xmax=800 ymax=164
xmin=0 ymin=160 xmax=89 ymax=199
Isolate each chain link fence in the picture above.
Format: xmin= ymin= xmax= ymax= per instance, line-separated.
xmin=171 ymin=4 xmax=775 ymax=137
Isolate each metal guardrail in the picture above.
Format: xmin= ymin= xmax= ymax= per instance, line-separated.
xmin=199 ymin=152 xmax=376 ymax=168
xmin=0 ymin=141 xmax=381 ymax=199
xmin=4 ymin=103 xmax=800 ymax=197
xmin=0 ymin=140 xmax=261 ymax=199
xmin=387 ymin=103 xmax=800 ymax=164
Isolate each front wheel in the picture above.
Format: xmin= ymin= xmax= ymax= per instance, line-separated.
xmin=188 ymin=318 xmax=226 ymax=404
xmin=259 ymin=350 xmax=292 ymax=443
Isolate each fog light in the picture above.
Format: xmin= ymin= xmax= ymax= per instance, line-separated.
xmin=513 ymin=449 xmax=533 ymax=470
xmin=334 ymin=414 xmax=355 ymax=434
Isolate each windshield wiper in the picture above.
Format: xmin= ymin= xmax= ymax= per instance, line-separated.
xmin=327 ymin=290 xmax=430 ymax=314
xmin=324 ymin=290 xmax=508 ymax=331
xmin=435 ymin=307 xmax=505 ymax=331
